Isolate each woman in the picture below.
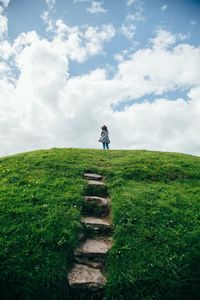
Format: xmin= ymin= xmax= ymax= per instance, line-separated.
xmin=99 ymin=125 xmax=110 ymax=150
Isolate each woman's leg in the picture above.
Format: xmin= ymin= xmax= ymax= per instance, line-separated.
xmin=106 ymin=143 xmax=109 ymax=150
xmin=103 ymin=142 xmax=106 ymax=150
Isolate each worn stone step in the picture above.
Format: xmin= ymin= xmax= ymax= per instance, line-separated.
xmin=81 ymin=216 xmax=112 ymax=233
xmin=74 ymin=238 xmax=112 ymax=268
xmin=85 ymin=196 xmax=109 ymax=207
xmin=88 ymin=180 xmax=105 ymax=186
xmin=75 ymin=238 xmax=112 ymax=258
xmin=67 ymin=264 xmax=106 ymax=291
xmin=86 ymin=181 xmax=108 ymax=197
xmin=83 ymin=196 xmax=110 ymax=217
xmin=74 ymin=257 xmax=103 ymax=269
xmin=84 ymin=173 xmax=103 ymax=181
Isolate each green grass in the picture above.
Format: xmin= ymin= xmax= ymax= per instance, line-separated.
xmin=0 ymin=148 xmax=200 ymax=299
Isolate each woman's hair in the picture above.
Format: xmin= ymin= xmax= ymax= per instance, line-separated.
xmin=101 ymin=125 xmax=108 ymax=131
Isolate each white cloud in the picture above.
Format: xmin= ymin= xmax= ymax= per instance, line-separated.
xmin=177 ymin=33 xmax=189 ymax=41
xmin=161 ymin=4 xmax=168 ymax=11
xmin=84 ymin=24 xmax=115 ymax=55
xmin=54 ymin=21 xmax=115 ymax=62
xmin=126 ymin=0 xmax=144 ymax=18
xmin=0 ymin=40 xmax=13 ymax=59
xmin=45 ymin=0 xmax=56 ymax=10
xmin=120 ymin=24 xmax=136 ymax=40
xmin=0 ymin=61 xmax=10 ymax=81
xmin=1 ymin=24 xmax=200 ymax=156
xmin=123 ymin=0 xmax=144 ymax=41
xmin=0 ymin=0 xmax=10 ymax=7
xmin=0 ymin=14 xmax=7 ymax=38
xmin=41 ymin=11 xmax=54 ymax=32
xmin=188 ymin=85 xmax=200 ymax=102
xmin=122 ymin=0 xmax=144 ymax=44
xmin=41 ymin=16 xmax=115 ymax=62
xmin=114 ymin=53 xmax=124 ymax=62
xmin=151 ymin=29 xmax=190 ymax=50
xmin=114 ymin=50 xmax=132 ymax=63
xmin=151 ymin=29 xmax=176 ymax=49
xmin=110 ymin=94 xmax=200 ymax=155
xmin=0 ymin=0 xmax=9 ymax=39
xmin=116 ymin=43 xmax=200 ymax=96
xmin=127 ymin=0 xmax=136 ymax=6
xmin=126 ymin=11 xmax=144 ymax=22
xmin=87 ymin=1 xmax=106 ymax=14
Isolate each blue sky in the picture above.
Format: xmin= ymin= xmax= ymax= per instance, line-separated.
xmin=0 ymin=0 xmax=200 ymax=156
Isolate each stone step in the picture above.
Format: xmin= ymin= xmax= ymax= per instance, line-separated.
xmin=85 ymin=196 xmax=109 ymax=207
xmin=74 ymin=238 xmax=112 ymax=268
xmin=84 ymin=173 xmax=103 ymax=181
xmin=74 ymin=257 xmax=103 ymax=269
xmin=75 ymin=238 xmax=112 ymax=258
xmin=88 ymin=180 xmax=105 ymax=186
xmin=67 ymin=264 xmax=106 ymax=291
xmin=81 ymin=216 xmax=112 ymax=233
xmin=86 ymin=180 xmax=108 ymax=197
xmin=84 ymin=196 xmax=110 ymax=217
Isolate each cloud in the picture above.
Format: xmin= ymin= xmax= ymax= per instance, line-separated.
xmin=0 ymin=14 xmax=7 ymax=38
xmin=84 ymin=24 xmax=115 ymax=54
xmin=87 ymin=1 xmax=107 ymax=14
xmin=151 ymin=29 xmax=190 ymax=50
xmin=126 ymin=11 xmax=144 ymax=22
xmin=0 ymin=15 xmax=116 ymax=155
xmin=161 ymin=4 xmax=168 ymax=11
xmin=120 ymin=24 xmax=136 ymax=40
xmin=151 ymin=29 xmax=176 ymax=49
xmin=0 ymin=40 xmax=13 ymax=59
xmin=127 ymin=0 xmax=136 ymax=6
xmin=122 ymin=0 xmax=144 ymax=40
xmin=110 ymin=94 xmax=200 ymax=155
xmin=116 ymin=43 xmax=200 ymax=97
xmin=0 ymin=0 xmax=10 ymax=8
xmin=126 ymin=0 xmax=144 ymax=17
xmin=0 ymin=21 xmax=200 ymax=156
xmin=45 ymin=0 xmax=56 ymax=10
xmin=41 ymin=11 xmax=53 ymax=31
xmin=41 ymin=16 xmax=115 ymax=62
xmin=0 ymin=0 xmax=9 ymax=38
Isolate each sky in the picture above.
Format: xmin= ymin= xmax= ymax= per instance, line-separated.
xmin=0 ymin=0 xmax=200 ymax=157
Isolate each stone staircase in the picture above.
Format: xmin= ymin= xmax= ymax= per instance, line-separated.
xmin=67 ymin=173 xmax=112 ymax=299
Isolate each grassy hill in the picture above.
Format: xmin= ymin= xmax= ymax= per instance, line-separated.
xmin=0 ymin=148 xmax=200 ymax=300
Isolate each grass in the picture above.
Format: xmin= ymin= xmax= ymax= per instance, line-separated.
xmin=0 ymin=148 xmax=200 ymax=299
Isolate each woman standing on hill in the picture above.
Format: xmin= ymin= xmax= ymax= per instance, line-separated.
xmin=99 ymin=125 xmax=110 ymax=150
